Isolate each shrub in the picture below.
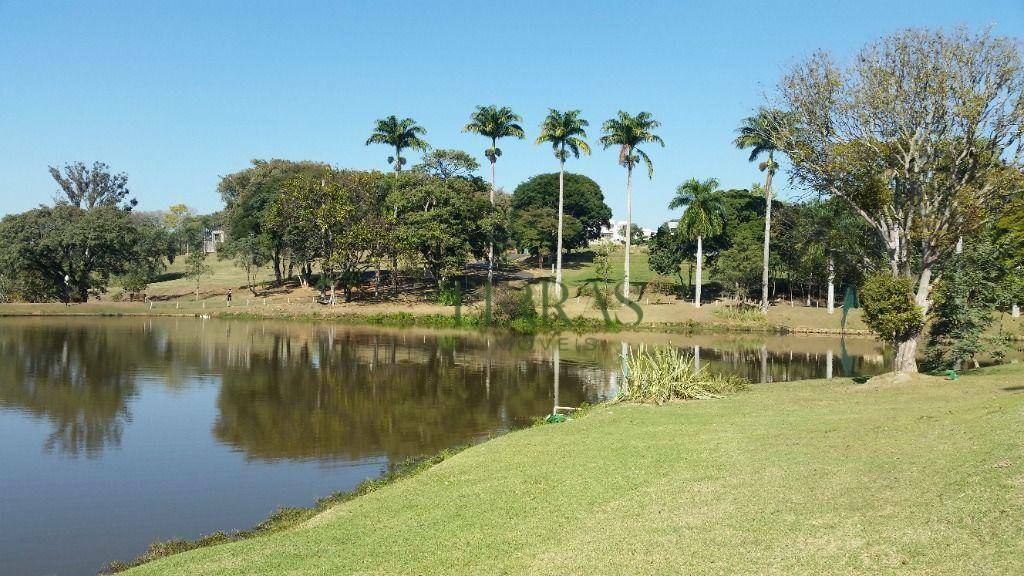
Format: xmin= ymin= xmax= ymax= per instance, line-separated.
xmin=859 ymin=273 xmax=924 ymax=345
xmin=491 ymin=286 xmax=537 ymax=324
xmin=436 ymin=279 xmax=462 ymax=306
xmin=620 ymin=345 xmax=748 ymax=404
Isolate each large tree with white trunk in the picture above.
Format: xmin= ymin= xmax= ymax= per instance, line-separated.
xmin=770 ymin=28 xmax=1024 ymax=373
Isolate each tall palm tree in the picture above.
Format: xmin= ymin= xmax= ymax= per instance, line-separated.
xmin=365 ymin=115 xmax=429 ymax=172
xmin=599 ymin=111 xmax=664 ymax=298
xmin=670 ymin=178 xmax=726 ymax=307
xmin=463 ymin=105 xmax=525 ymax=284
xmin=734 ymin=108 xmax=788 ymax=313
xmin=535 ymin=109 xmax=591 ymax=293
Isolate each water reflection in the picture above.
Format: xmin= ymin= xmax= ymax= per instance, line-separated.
xmin=0 ymin=325 xmax=142 ymax=457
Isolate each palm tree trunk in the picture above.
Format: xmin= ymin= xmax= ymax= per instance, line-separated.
xmin=761 ymin=161 xmax=774 ymax=313
xmin=826 ymin=255 xmax=836 ymax=315
xmin=555 ymin=159 xmax=565 ymax=296
xmin=694 ymin=235 xmax=703 ymax=308
xmin=488 ymin=140 xmax=496 ymax=286
xmin=624 ymin=165 xmax=633 ymax=299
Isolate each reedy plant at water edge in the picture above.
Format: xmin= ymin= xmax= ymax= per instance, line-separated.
xmin=620 ymin=344 xmax=748 ymax=404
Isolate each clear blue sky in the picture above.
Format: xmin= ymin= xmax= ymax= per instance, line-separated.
xmin=1 ymin=1 xmax=1021 ymax=227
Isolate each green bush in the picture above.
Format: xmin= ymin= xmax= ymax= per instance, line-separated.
xmin=436 ymin=280 xmax=462 ymax=306
xmin=859 ymin=273 xmax=924 ymax=344
xmin=621 ymin=345 xmax=748 ymax=404
xmin=491 ymin=286 xmax=537 ymax=324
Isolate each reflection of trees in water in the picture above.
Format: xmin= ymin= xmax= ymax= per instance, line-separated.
xmin=0 ymin=324 xmax=150 ymax=457
xmin=210 ymin=329 xmax=605 ymax=465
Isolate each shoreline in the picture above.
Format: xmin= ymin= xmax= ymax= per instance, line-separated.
xmin=0 ymin=304 xmax=882 ymax=338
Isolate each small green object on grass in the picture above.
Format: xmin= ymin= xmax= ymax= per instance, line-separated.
xmin=945 ymin=369 xmax=959 ymax=381
xmin=545 ymin=413 xmax=567 ymax=424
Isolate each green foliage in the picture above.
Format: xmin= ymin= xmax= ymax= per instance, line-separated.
xmin=599 ymin=111 xmax=664 ymax=178
xmin=647 ymin=225 xmax=691 ymax=294
xmin=534 ymin=109 xmax=591 ymax=164
xmin=463 ymin=105 xmax=525 ymax=164
xmin=365 ymin=115 xmax=429 ymax=171
xmin=859 ymin=273 xmax=924 ymax=345
xmin=510 ymin=172 xmax=611 ymax=248
xmin=621 ymin=345 xmax=748 ymax=404
xmin=435 ymin=279 xmax=462 ymax=306
xmin=510 ymin=207 xmax=582 ymax=264
xmin=0 ymin=162 xmax=162 ymax=302
xmin=184 ymin=251 xmax=212 ymax=299
xmin=491 ymin=287 xmax=537 ymax=324
xmin=671 ymin=178 xmax=727 ymax=242
xmin=924 ymin=236 xmax=1009 ymax=371
xmin=412 ymin=149 xmax=481 ymax=181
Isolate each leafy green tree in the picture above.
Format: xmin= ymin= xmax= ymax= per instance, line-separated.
xmin=0 ymin=163 xmax=151 ymax=302
xmin=392 ymin=175 xmax=491 ymax=288
xmin=510 ymin=172 xmax=610 ymax=250
xmin=925 ymin=233 xmax=1012 ymax=371
xmin=219 ymin=159 xmax=333 ymax=284
xmin=859 ymin=273 xmax=925 ymax=354
xmin=670 ymin=178 xmax=726 ymax=307
xmin=221 ymin=234 xmax=270 ymax=296
xmin=510 ymin=207 xmax=582 ymax=269
xmin=365 ymin=115 xmax=429 ymax=172
xmin=648 ymin=224 xmax=693 ymax=297
xmin=775 ymin=28 xmax=1024 ymax=372
xmin=735 ymin=109 xmax=790 ymax=313
xmin=412 ymin=149 xmax=480 ymax=181
xmin=184 ymin=250 xmax=211 ymax=301
xmin=535 ymin=109 xmax=591 ymax=293
xmin=599 ymin=111 xmax=664 ymax=298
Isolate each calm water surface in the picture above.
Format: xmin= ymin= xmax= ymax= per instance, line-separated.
xmin=0 ymin=316 xmax=938 ymax=575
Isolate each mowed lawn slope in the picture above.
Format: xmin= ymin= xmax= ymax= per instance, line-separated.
xmin=128 ymin=366 xmax=1024 ymax=575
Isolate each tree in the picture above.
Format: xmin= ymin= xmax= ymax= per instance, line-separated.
xmin=48 ymin=161 xmax=135 ymax=210
xmin=184 ymin=250 xmax=211 ymax=301
xmin=773 ymin=28 xmax=1024 ymax=372
xmin=670 ymin=178 xmax=726 ymax=307
xmin=648 ymin=224 xmax=693 ymax=296
xmin=599 ymin=111 xmax=664 ymax=298
xmin=535 ymin=109 xmax=591 ymax=294
xmin=392 ymin=175 xmax=491 ymax=288
xmin=924 ymin=234 xmax=1008 ymax=371
xmin=0 ymin=163 xmax=150 ymax=302
xmin=464 ymin=106 xmax=526 ymax=285
xmin=510 ymin=207 xmax=582 ymax=269
xmin=510 ymin=172 xmax=611 ymax=249
xmin=219 ymin=159 xmax=333 ymax=284
xmin=735 ymin=109 xmax=790 ymax=313
xmin=221 ymin=234 xmax=270 ymax=296
xmin=412 ymin=149 xmax=480 ymax=181
xmin=365 ymin=115 xmax=429 ymax=172
xmin=859 ymin=273 xmax=924 ymax=354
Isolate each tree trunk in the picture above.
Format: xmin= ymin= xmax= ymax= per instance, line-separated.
xmin=694 ymin=235 xmax=703 ymax=308
xmin=273 ymin=250 xmax=283 ymax=285
xmin=826 ymin=255 xmax=836 ymax=315
xmin=760 ymin=164 xmax=774 ymax=313
xmin=488 ymin=150 xmax=496 ymax=286
xmin=624 ymin=165 xmax=633 ymax=298
xmin=555 ymin=159 xmax=565 ymax=297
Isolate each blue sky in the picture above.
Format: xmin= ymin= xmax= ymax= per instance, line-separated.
xmin=1 ymin=0 xmax=1021 ymax=227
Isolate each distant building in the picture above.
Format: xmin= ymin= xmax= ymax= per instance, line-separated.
xmin=593 ymin=220 xmax=654 ymax=245
xmin=203 ymin=229 xmax=226 ymax=253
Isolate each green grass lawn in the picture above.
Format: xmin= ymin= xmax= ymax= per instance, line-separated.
xmin=126 ymin=364 xmax=1024 ymax=575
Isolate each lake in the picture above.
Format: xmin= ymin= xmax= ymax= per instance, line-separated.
xmin=0 ymin=316 xmax=905 ymax=575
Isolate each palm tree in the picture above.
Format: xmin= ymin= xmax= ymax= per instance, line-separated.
xmin=463 ymin=106 xmax=525 ymax=284
xmin=535 ymin=109 xmax=591 ymax=293
xmin=734 ymin=108 xmax=788 ymax=313
xmin=599 ymin=111 xmax=664 ymax=298
xmin=670 ymin=178 xmax=726 ymax=307
xmin=365 ymin=115 xmax=429 ymax=172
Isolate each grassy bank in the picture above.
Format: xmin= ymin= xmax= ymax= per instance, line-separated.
xmin=125 ymin=364 xmax=1024 ymax=575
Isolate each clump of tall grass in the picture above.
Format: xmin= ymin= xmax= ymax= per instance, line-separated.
xmin=620 ymin=345 xmax=748 ymax=404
